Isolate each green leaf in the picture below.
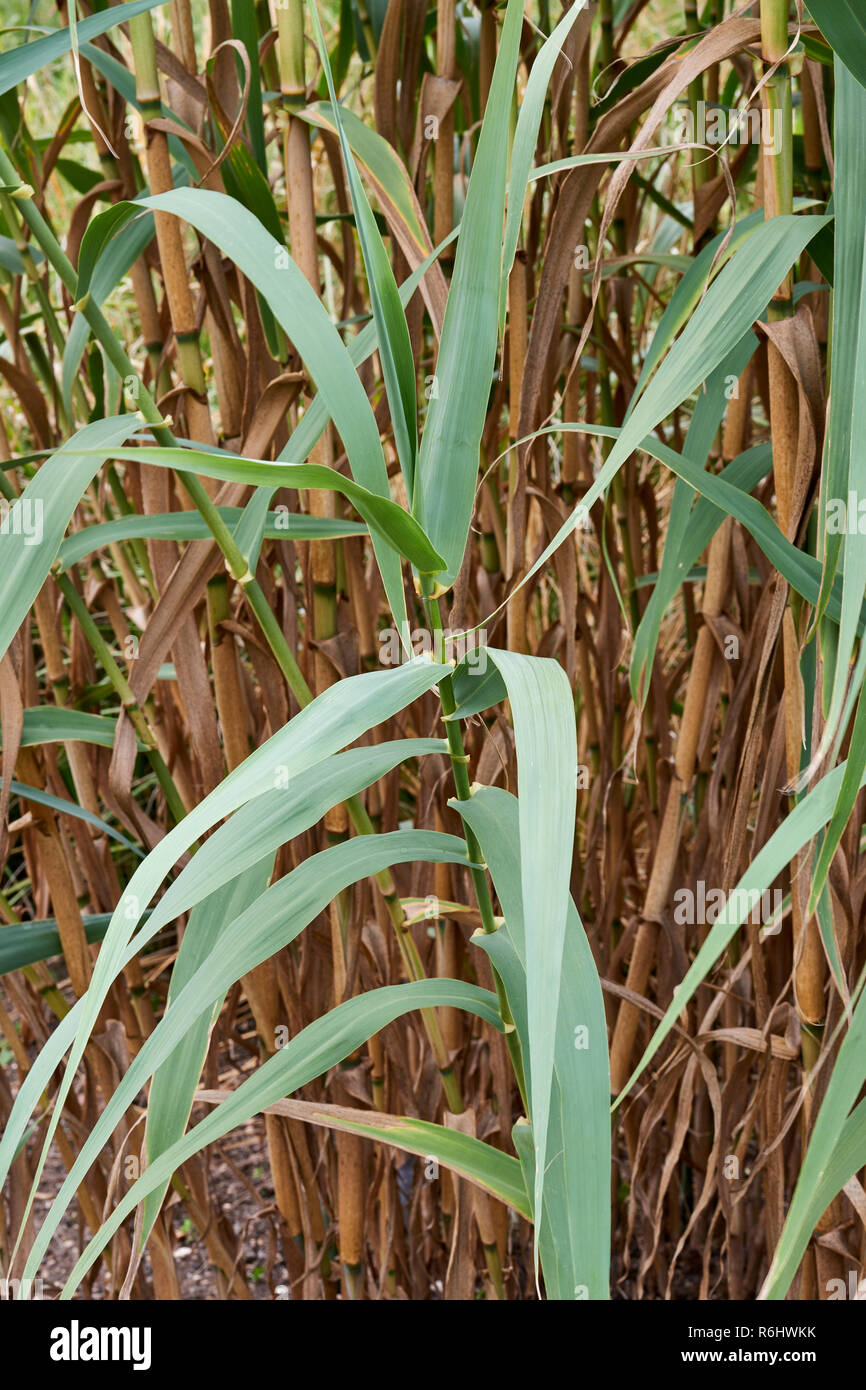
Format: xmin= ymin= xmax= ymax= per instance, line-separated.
xmin=761 ymin=1095 xmax=866 ymax=1300
xmin=0 ymin=1 xmax=169 ymax=96
xmin=22 ymin=829 xmax=482 ymax=1286
xmin=249 ymin=1098 xmax=531 ymax=1219
xmin=59 ymin=977 xmax=502 ymax=1296
xmin=219 ymin=224 xmax=461 ymax=576
xmin=2 ymin=779 xmax=142 ymax=856
xmin=134 ymin=739 xmax=449 ymax=946
xmin=307 ymin=1 xmax=418 ymax=495
xmin=629 ymin=332 xmax=761 ymax=704
xmin=97 ymin=190 xmax=412 ymax=627
xmin=0 ymin=914 xmax=114 ymax=976
xmin=141 ymin=855 xmax=277 ymax=1240
xmin=64 ymin=204 xmax=156 ymax=412
xmin=459 ymin=786 xmax=610 ymax=1299
xmin=269 ymin=221 xmax=459 ymax=472
xmin=561 ymin=422 xmax=857 ymax=631
xmin=411 ymin=0 xmax=523 ymax=584
xmin=761 ymin=964 xmax=866 ymax=1300
xmin=0 ymin=659 xmax=450 ymax=1238
xmin=810 ymin=683 xmax=866 ymax=913
xmin=615 ymin=755 xmax=866 ymax=1105
xmin=56 ymin=508 xmax=367 ymax=572
xmin=805 ymin=2 xmax=866 ymax=91
xmin=0 ymin=414 xmax=139 ymax=665
xmin=499 ymin=1 xmax=589 ymax=332
xmin=299 ymin=102 xmax=432 ymax=261
xmin=1 ymin=708 xmax=140 ymax=752
xmin=511 ymin=1118 xmax=570 ymax=1298
xmin=0 ymin=234 xmax=42 ymax=275
xmin=807 ymin=59 xmax=866 ymax=905
xmin=229 ymin=0 xmax=267 ymax=172
xmin=74 ymin=203 xmax=150 ymax=305
xmin=630 ymin=204 xmax=820 ymax=413
xmin=467 ymin=650 xmax=577 ymax=1284
xmin=499 ymin=214 xmax=833 ymax=621
xmin=138 ymin=737 xmax=447 ymax=1246
xmin=84 ymin=443 xmax=445 ymax=574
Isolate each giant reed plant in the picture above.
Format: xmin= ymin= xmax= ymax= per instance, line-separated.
xmin=0 ymin=0 xmax=864 ymax=1302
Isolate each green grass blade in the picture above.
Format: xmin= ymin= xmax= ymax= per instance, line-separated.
xmin=57 ymin=976 xmax=502 ymax=1297
xmin=299 ymin=102 xmax=437 ymax=265
xmin=250 ymin=1099 xmax=530 ymax=1219
xmin=499 ymin=421 xmax=856 ymax=638
xmin=0 ymin=414 xmax=138 ymax=664
xmin=0 ymin=914 xmax=113 ymax=976
xmin=56 ymin=508 xmax=367 ymax=572
xmin=492 ymin=214 xmax=832 ymax=624
xmin=511 ymin=1119 xmax=568 ymax=1299
xmin=629 ymin=203 xmax=820 ymax=414
xmin=63 ymin=208 xmax=156 ymax=414
xmin=1 ymin=708 xmax=143 ymax=752
xmin=3 ymin=779 xmax=142 ymax=856
xmin=411 ymin=0 xmax=523 ymax=583
xmin=761 ymin=1096 xmax=866 ymax=1300
xmin=228 ymin=0 xmax=267 ymax=171
xmin=628 ymin=332 xmax=761 ymax=704
xmin=0 ymin=0 xmax=168 ymax=96
xmin=21 ymin=830 xmax=480 ymax=1285
xmin=459 ymin=785 xmax=610 ymax=1299
xmin=307 ymin=0 xmax=418 ymax=495
xmin=478 ymin=650 xmax=577 ymax=1285
xmin=761 ymin=968 xmax=866 ymax=1299
xmin=140 ymin=855 xmax=276 ymax=1240
xmin=84 ymin=444 xmax=444 ymax=573
xmin=807 ymin=60 xmax=866 ymax=865
xmin=94 ymin=190 xmax=412 ymax=626
xmin=134 ymin=740 xmax=448 ymax=945
xmin=805 ymin=1 xmax=866 ymax=90
xmin=499 ymin=1 xmax=588 ymax=332
xmin=0 ymin=660 xmax=449 ymax=1234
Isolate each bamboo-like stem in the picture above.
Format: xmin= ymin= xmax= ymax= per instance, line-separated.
xmin=0 ymin=192 xmax=86 ymax=431
xmin=506 ymin=253 xmax=529 ymax=654
xmin=609 ymin=779 xmax=685 ymax=1095
xmin=128 ymin=12 xmax=216 ymax=451
xmin=563 ymin=22 xmax=592 ymax=493
xmin=275 ymin=0 xmax=341 ymax=755
xmin=685 ymin=0 xmax=711 ymax=230
xmin=205 ymin=572 xmax=320 ymax=1284
xmin=16 ymin=747 xmax=92 ymax=998
xmin=76 ymin=52 xmax=169 ymax=400
xmin=54 ymin=571 xmax=189 ymax=826
xmin=206 ymin=576 xmax=251 ymax=772
xmin=434 ymin=0 xmax=457 ymax=260
xmin=759 ymin=0 xmax=824 ymax=1037
xmin=761 ymin=0 xmax=827 ymax=1290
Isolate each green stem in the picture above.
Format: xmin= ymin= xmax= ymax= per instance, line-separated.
xmin=425 ymin=593 xmax=529 ymax=1112
xmin=761 ymin=0 xmax=793 ymax=311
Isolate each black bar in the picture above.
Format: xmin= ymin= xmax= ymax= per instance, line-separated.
xmin=7 ymin=1296 xmax=854 ymax=1378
